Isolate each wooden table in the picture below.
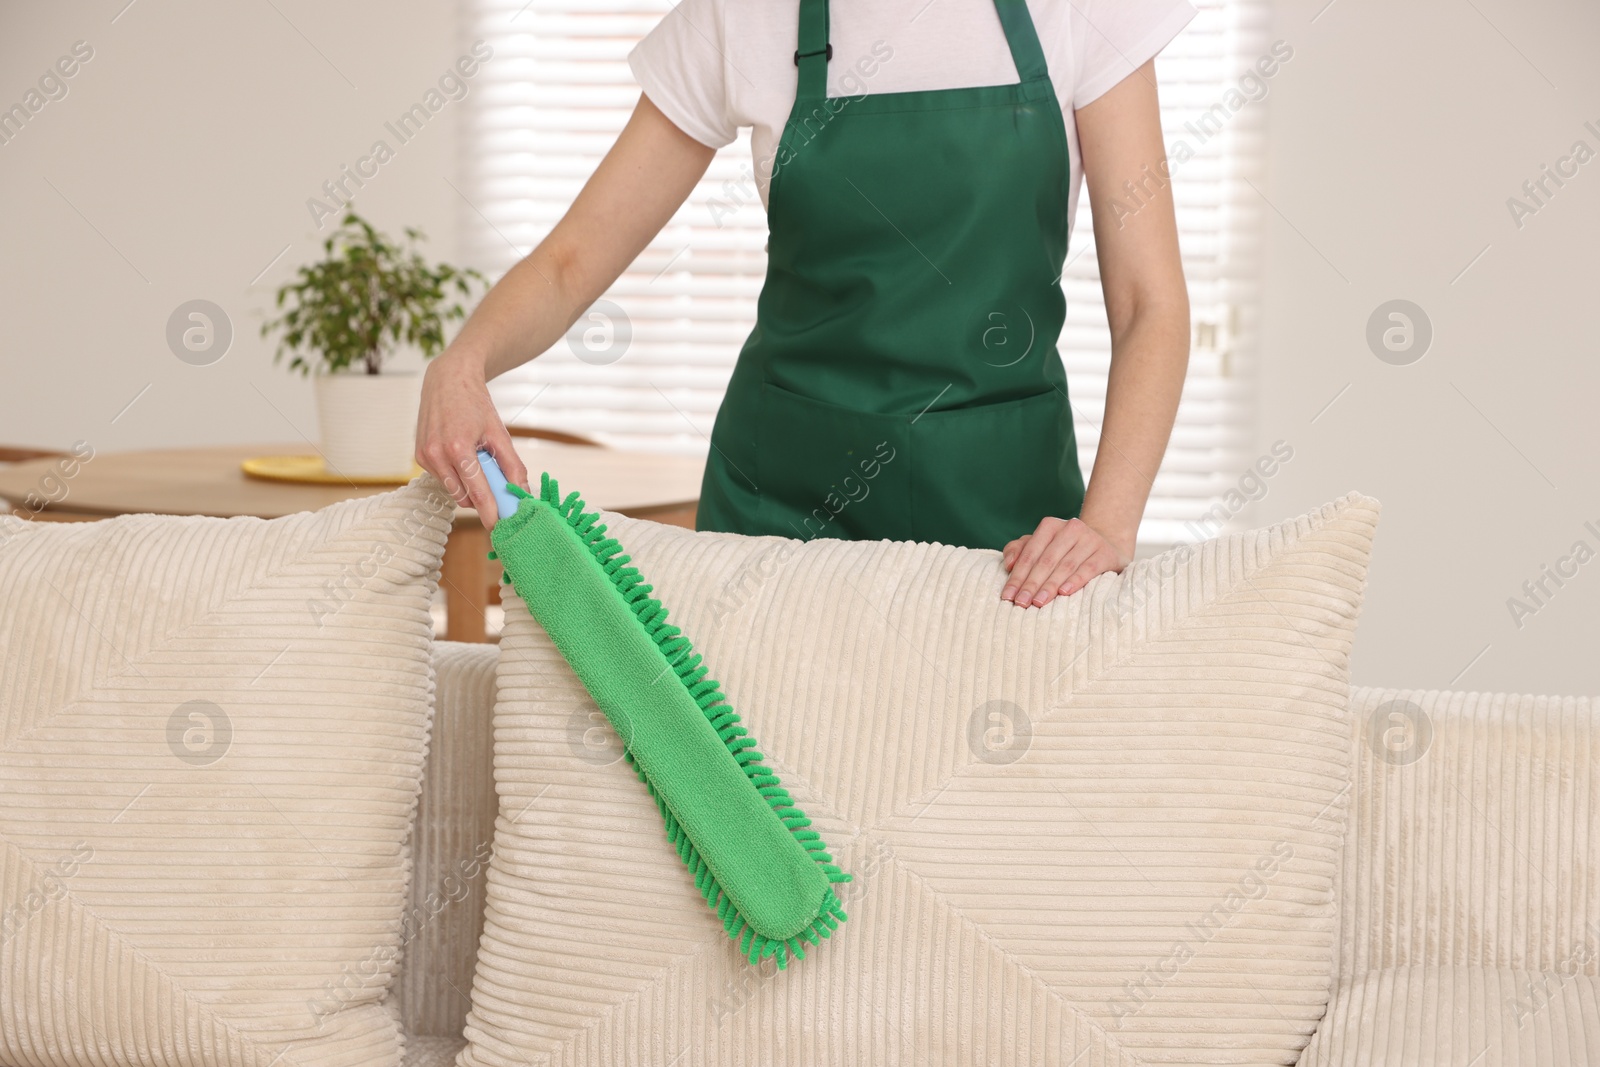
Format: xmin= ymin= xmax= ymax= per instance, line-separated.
xmin=0 ymin=442 xmax=704 ymax=642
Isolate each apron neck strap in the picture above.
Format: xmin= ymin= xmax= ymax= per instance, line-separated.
xmin=994 ymin=0 xmax=1051 ymax=83
xmin=795 ymin=0 xmax=1051 ymax=99
xmin=796 ymin=0 xmax=830 ymax=98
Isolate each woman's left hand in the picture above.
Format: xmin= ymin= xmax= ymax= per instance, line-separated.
xmin=1000 ymin=517 xmax=1130 ymax=608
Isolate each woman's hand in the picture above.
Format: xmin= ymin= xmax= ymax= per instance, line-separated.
xmin=414 ymin=350 xmax=529 ymax=529
xmin=1000 ymin=516 xmax=1130 ymax=608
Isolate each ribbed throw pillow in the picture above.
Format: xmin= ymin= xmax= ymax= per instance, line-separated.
xmin=1301 ymin=688 xmax=1600 ymax=1065
xmin=465 ymin=492 xmax=1379 ymax=1066
xmin=0 ymin=477 xmax=452 ymax=1067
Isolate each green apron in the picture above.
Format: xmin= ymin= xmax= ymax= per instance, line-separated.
xmin=696 ymin=0 xmax=1085 ymax=551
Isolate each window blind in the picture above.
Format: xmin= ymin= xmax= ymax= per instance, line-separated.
xmin=459 ymin=0 xmax=1265 ymax=548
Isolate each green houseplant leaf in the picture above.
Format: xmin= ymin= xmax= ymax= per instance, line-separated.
xmin=261 ymin=210 xmax=487 ymax=376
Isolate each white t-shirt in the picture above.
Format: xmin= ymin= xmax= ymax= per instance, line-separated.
xmin=628 ymin=0 xmax=1197 ymax=241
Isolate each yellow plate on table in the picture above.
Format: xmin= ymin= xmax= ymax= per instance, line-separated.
xmin=242 ymin=455 xmax=423 ymax=486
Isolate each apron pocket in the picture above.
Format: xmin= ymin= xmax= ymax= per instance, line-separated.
xmin=755 ymin=381 xmax=914 ymax=542
xmin=908 ymin=387 xmax=1083 ymax=550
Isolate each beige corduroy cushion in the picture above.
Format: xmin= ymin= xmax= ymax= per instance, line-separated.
xmin=463 ymin=492 xmax=1380 ymax=1066
xmin=0 ymin=477 xmax=452 ymax=1067
xmin=1301 ymin=965 xmax=1600 ymax=1065
xmin=1301 ymin=689 xmax=1600 ymax=1065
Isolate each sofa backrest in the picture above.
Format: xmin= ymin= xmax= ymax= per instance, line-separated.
xmin=404 ymin=645 xmax=1600 ymax=1038
xmin=397 ymin=641 xmax=499 ymax=1038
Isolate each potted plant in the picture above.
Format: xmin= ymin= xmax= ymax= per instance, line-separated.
xmin=261 ymin=210 xmax=486 ymax=478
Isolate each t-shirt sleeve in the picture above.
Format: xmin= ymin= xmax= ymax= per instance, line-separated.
xmin=1071 ymin=0 xmax=1198 ymax=108
xmin=626 ymin=0 xmax=739 ymax=149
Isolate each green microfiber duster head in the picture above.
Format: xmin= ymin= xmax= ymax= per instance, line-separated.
xmin=488 ymin=472 xmax=850 ymax=968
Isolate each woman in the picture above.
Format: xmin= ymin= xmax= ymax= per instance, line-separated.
xmin=417 ymin=0 xmax=1193 ymax=610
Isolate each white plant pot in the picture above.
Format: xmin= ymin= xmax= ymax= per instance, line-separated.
xmin=313 ymin=371 xmax=423 ymax=479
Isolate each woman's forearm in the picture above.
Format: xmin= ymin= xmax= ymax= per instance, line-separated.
xmin=1073 ymin=58 xmax=1190 ymax=560
xmin=1077 ymin=303 xmax=1190 ymax=559
xmin=445 ymin=244 xmax=580 ymax=381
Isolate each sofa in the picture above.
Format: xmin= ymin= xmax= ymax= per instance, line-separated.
xmin=400 ymin=641 xmax=1599 ymax=1065
xmin=3 ymin=481 xmax=1594 ymax=1066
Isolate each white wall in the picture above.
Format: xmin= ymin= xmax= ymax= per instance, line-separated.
xmin=3 ymin=0 xmax=1595 ymax=697
xmin=0 ymin=0 xmax=467 ymax=449
xmin=1246 ymin=0 xmax=1600 ymax=694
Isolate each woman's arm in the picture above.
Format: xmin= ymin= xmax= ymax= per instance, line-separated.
xmin=416 ymin=93 xmax=716 ymax=523
xmin=1001 ymin=58 xmax=1191 ymax=607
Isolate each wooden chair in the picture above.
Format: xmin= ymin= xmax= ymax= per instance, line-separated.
xmin=505 ymin=426 xmax=696 ymax=527
xmin=506 ymin=425 xmax=602 ymax=447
